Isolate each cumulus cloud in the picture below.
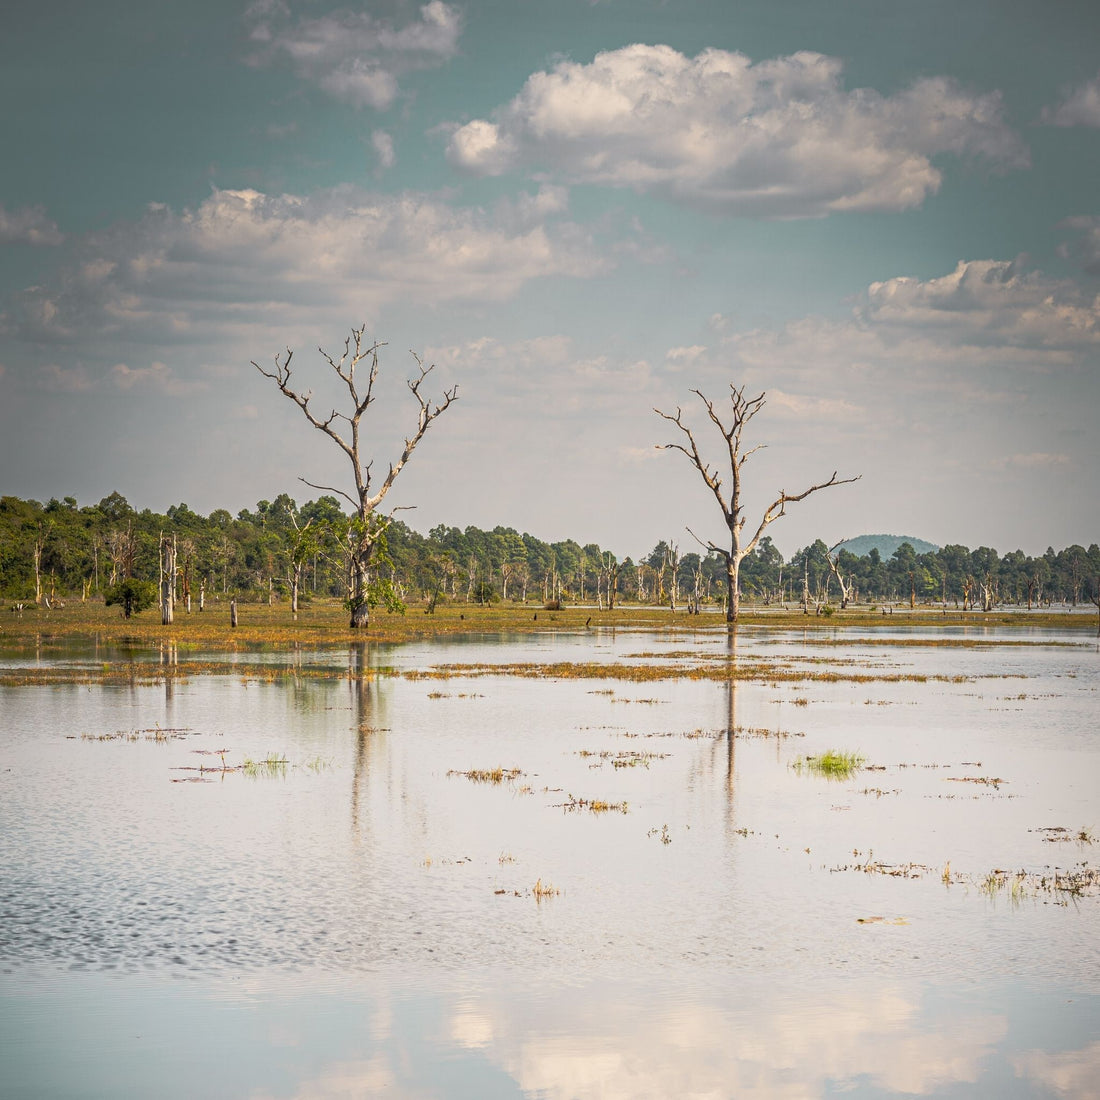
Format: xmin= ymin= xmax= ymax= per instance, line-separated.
xmin=371 ymin=130 xmax=396 ymax=172
xmin=446 ymin=45 xmax=1028 ymax=216
xmin=247 ymin=0 xmax=462 ymax=109
xmin=0 ymin=203 xmax=64 ymax=246
xmin=715 ymin=256 xmax=1100 ymax=447
xmin=767 ymin=389 xmax=865 ymax=421
xmin=111 ymin=361 xmax=201 ymax=395
xmin=1042 ymin=71 xmax=1100 ymax=127
xmin=856 ymin=259 xmax=1100 ymax=351
xmin=665 ymin=344 xmax=707 ymax=366
xmin=1058 ymin=215 xmax=1100 ymax=274
xmin=13 ymin=186 xmax=607 ymax=347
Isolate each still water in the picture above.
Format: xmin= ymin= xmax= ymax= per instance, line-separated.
xmin=1 ymin=625 xmax=1098 ymax=1097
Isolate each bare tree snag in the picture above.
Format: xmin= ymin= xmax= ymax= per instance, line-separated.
xmin=253 ymin=326 xmax=457 ymax=629
xmin=825 ymin=541 xmax=856 ymax=609
xmin=159 ymin=534 xmax=176 ymax=625
xmin=655 ymin=386 xmax=859 ymax=623
xmin=33 ymin=532 xmax=43 ymax=607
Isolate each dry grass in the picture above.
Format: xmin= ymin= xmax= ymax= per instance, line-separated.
xmin=446 ymin=767 xmax=524 ymax=784
xmin=556 ymin=795 xmax=629 ymax=814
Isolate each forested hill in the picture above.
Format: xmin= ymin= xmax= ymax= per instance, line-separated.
xmin=1 ymin=492 xmax=1098 ymax=610
xmin=837 ymin=534 xmax=940 ymax=558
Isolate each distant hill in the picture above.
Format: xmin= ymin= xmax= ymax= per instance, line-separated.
xmin=836 ymin=534 xmax=940 ymax=558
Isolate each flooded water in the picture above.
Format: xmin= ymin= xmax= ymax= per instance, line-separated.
xmin=1 ymin=625 xmax=1098 ymax=1097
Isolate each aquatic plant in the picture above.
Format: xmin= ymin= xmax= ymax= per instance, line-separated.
xmin=241 ymin=753 xmax=288 ymax=778
xmin=790 ymin=751 xmax=866 ymax=780
xmin=446 ymin=767 xmax=523 ymax=784
xmin=557 ymin=795 xmax=629 ymax=814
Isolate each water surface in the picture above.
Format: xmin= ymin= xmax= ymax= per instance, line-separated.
xmin=2 ymin=625 xmax=1098 ymax=1097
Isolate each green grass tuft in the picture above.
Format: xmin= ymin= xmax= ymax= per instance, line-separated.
xmin=790 ymin=750 xmax=866 ymax=780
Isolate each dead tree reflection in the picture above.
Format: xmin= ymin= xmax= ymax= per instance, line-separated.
xmin=723 ymin=627 xmax=737 ymax=830
xmin=349 ymin=642 xmax=385 ymax=837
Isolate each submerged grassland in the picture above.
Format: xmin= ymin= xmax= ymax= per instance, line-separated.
xmin=1 ymin=598 xmax=1092 ymax=689
xmin=1 ymin=597 xmax=1096 ymax=648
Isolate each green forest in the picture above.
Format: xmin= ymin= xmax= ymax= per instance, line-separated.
xmin=2 ymin=491 xmax=1098 ymax=614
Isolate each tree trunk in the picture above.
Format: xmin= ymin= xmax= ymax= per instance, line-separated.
xmin=726 ymin=559 xmax=740 ymax=624
xmin=34 ymin=538 xmax=43 ymax=607
xmin=160 ymin=535 xmax=176 ymax=625
xmin=349 ymin=549 xmax=371 ymax=629
xmin=230 ymin=599 xmax=237 ymax=628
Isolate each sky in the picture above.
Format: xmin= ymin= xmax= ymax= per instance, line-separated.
xmin=1 ymin=0 xmax=1098 ymax=559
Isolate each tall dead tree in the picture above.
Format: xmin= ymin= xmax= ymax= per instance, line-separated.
xmin=159 ymin=533 xmax=176 ymax=625
xmin=826 ymin=541 xmax=855 ymax=609
xmin=253 ymin=326 xmax=457 ymax=629
xmin=655 ymin=386 xmax=859 ymax=623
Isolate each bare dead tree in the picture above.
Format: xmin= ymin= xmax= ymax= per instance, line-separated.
xmin=253 ymin=326 xmax=457 ymax=629
xmin=655 ymin=386 xmax=860 ymax=623
xmin=665 ymin=541 xmax=680 ymax=610
xmin=159 ymin=533 xmax=176 ymax=625
xmin=826 ymin=541 xmax=855 ymax=609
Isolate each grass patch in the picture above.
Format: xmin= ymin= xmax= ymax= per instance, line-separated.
xmin=241 ymin=753 xmax=288 ymax=778
xmin=447 ymin=767 xmax=523 ymax=784
xmin=556 ymin=795 xmax=629 ymax=814
xmin=790 ymin=750 xmax=866 ymax=780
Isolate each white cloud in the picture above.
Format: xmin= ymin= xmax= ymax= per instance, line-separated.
xmin=14 ymin=186 xmax=607 ymax=347
xmin=247 ymin=1 xmax=462 ymax=110
xmin=1042 ymin=70 xmax=1100 ymax=127
xmin=425 ymin=334 xmax=574 ymax=372
xmin=767 ymin=390 xmax=865 ymax=421
xmin=446 ymin=45 xmax=1028 ymax=216
xmin=665 ymin=344 xmax=707 ymax=366
xmin=370 ymin=130 xmax=396 ymax=172
xmin=857 ymin=259 xmax=1100 ymax=351
xmin=110 ymin=361 xmax=201 ymax=396
xmin=0 ymin=203 xmax=64 ymax=246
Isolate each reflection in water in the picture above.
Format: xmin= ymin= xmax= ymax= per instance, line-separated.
xmin=160 ymin=640 xmax=177 ymax=709
xmin=6 ymin=973 xmax=1093 ymax=1099
xmin=1013 ymin=1039 xmax=1100 ymax=1098
xmin=446 ymin=981 xmax=1015 ymax=1100
xmin=722 ymin=626 xmax=738 ymax=838
xmin=350 ymin=642 xmax=374 ymax=836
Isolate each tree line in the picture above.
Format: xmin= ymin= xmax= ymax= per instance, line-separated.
xmin=2 ymin=491 xmax=1098 ymax=615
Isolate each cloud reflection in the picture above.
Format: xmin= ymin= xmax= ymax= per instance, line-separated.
xmin=447 ymin=983 xmax=1009 ymax=1099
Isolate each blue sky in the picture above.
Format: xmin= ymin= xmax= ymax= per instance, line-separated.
xmin=2 ymin=0 xmax=1098 ymax=557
